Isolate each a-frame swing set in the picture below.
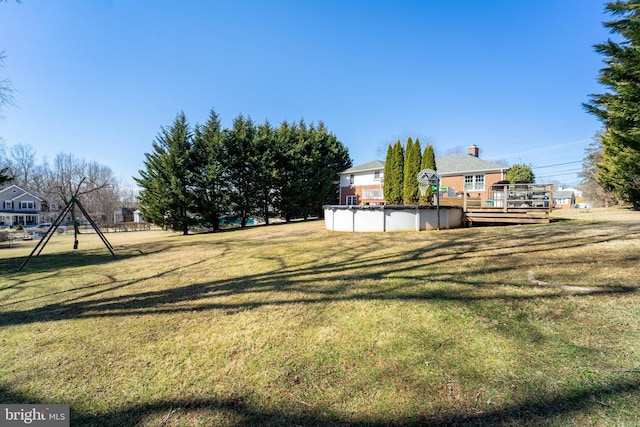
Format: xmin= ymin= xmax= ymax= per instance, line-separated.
xmin=19 ymin=187 xmax=117 ymax=271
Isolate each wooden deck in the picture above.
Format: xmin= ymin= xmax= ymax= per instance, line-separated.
xmin=441 ymin=183 xmax=554 ymax=226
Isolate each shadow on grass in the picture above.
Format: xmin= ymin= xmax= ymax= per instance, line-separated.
xmin=0 ymin=218 xmax=638 ymax=327
xmin=1 ymin=250 xmax=129 ymax=274
xmin=1 ymin=379 xmax=638 ymax=426
xmin=0 ymin=235 xmax=168 ymax=273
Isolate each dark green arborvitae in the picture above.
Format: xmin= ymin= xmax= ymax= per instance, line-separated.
xmin=135 ymin=112 xmax=194 ymax=235
xmin=403 ymin=137 xmax=421 ymax=205
xmin=385 ymin=140 xmax=404 ymax=204
xmin=383 ymin=144 xmax=393 ymax=204
xmin=419 ymin=144 xmax=437 ymax=204
xmin=584 ymin=0 xmax=640 ymax=205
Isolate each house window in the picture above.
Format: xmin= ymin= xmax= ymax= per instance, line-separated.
xmin=464 ymin=175 xmax=485 ymax=191
xmin=3 ymin=201 xmax=11 ymax=209
xmin=346 ymin=195 xmax=358 ymax=205
xmin=19 ymin=201 xmax=35 ymax=210
xmin=349 ymin=174 xmax=355 ymax=185
xmin=374 ymin=170 xmax=382 ymax=180
xmin=363 ymin=189 xmax=383 ymax=199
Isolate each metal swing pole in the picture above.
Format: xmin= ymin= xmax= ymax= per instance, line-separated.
xmin=18 ymin=192 xmax=117 ymax=271
xmin=18 ymin=200 xmax=74 ymax=271
xmin=436 ymin=177 xmax=440 ymax=231
xmin=72 ymin=196 xmax=116 ymax=258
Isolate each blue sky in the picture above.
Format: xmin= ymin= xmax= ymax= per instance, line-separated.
xmin=0 ymin=0 xmax=610 ymax=187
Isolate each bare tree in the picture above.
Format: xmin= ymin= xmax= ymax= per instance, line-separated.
xmin=0 ymin=51 xmax=15 ymax=119
xmin=9 ymin=143 xmax=37 ymax=187
xmin=44 ymin=153 xmax=118 ymax=222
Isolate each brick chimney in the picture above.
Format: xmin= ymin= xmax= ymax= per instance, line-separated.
xmin=468 ymin=144 xmax=479 ymax=157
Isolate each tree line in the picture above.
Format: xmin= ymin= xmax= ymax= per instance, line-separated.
xmin=135 ymin=110 xmax=352 ymax=234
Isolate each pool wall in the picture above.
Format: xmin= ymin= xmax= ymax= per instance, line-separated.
xmin=323 ymin=205 xmax=464 ymax=232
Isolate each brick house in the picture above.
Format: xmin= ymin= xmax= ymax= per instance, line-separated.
xmin=339 ymin=160 xmax=385 ymax=205
xmin=437 ymin=144 xmax=509 ymax=202
xmin=338 ymin=145 xmax=508 ymax=205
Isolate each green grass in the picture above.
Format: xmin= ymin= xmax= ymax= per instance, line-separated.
xmin=1 ymin=208 xmax=639 ymax=426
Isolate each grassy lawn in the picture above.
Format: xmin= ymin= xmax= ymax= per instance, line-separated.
xmin=0 ymin=207 xmax=639 ymax=426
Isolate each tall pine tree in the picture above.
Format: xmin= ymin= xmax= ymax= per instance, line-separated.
xmin=223 ymin=114 xmax=258 ymax=227
xmin=191 ymin=109 xmax=228 ymax=230
xmin=307 ymin=121 xmax=351 ymax=217
xmin=253 ymin=120 xmax=279 ymax=224
xmin=584 ymin=0 xmax=640 ymax=205
xmin=135 ymin=112 xmax=194 ymax=234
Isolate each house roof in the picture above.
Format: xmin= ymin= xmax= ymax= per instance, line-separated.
xmin=342 ymin=155 xmax=507 ymax=175
xmin=435 ymin=154 xmax=508 ymax=175
xmin=554 ymin=190 xmax=575 ymax=199
xmin=341 ymin=160 xmax=385 ymax=174
xmin=0 ymin=184 xmax=44 ymax=201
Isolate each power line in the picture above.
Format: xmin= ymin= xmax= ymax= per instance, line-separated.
xmin=537 ymin=171 xmax=584 ymax=178
xmin=532 ymin=160 xmax=583 ymax=169
xmin=485 ymin=139 xmax=591 ymax=160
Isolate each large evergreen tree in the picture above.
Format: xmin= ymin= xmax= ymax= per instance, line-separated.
xmin=306 ymin=121 xmax=351 ymax=217
xmin=135 ymin=112 xmax=194 ymax=234
xmin=584 ymin=0 xmax=640 ymax=205
xmin=419 ymin=144 xmax=437 ymax=204
xmin=253 ymin=120 xmax=279 ymax=224
xmin=403 ymin=137 xmax=421 ymax=205
xmin=275 ymin=120 xmax=350 ymax=220
xmin=596 ymin=130 xmax=640 ymax=205
xmin=275 ymin=121 xmax=302 ymax=221
xmin=223 ymin=114 xmax=257 ymax=227
xmin=191 ymin=109 xmax=227 ymax=230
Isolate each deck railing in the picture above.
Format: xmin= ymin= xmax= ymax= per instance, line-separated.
xmin=462 ymin=183 xmax=554 ymax=213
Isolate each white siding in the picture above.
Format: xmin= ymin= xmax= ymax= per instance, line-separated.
xmin=340 ymin=170 xmax=383 ymax=187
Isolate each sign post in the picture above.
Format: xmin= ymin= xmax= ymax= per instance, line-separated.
xmin=417 ymin=169 xmax=441 ymax=230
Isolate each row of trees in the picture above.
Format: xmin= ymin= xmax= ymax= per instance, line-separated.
xmin=584 ymin=0 xmax=640 ymax=207
xmin=383 ymin=138 xmax=437 ymax=205
xmin=135 ymin=110 xmax=352 ymax=234
xmin=0 ymin=143 xmax=133 ymax=223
